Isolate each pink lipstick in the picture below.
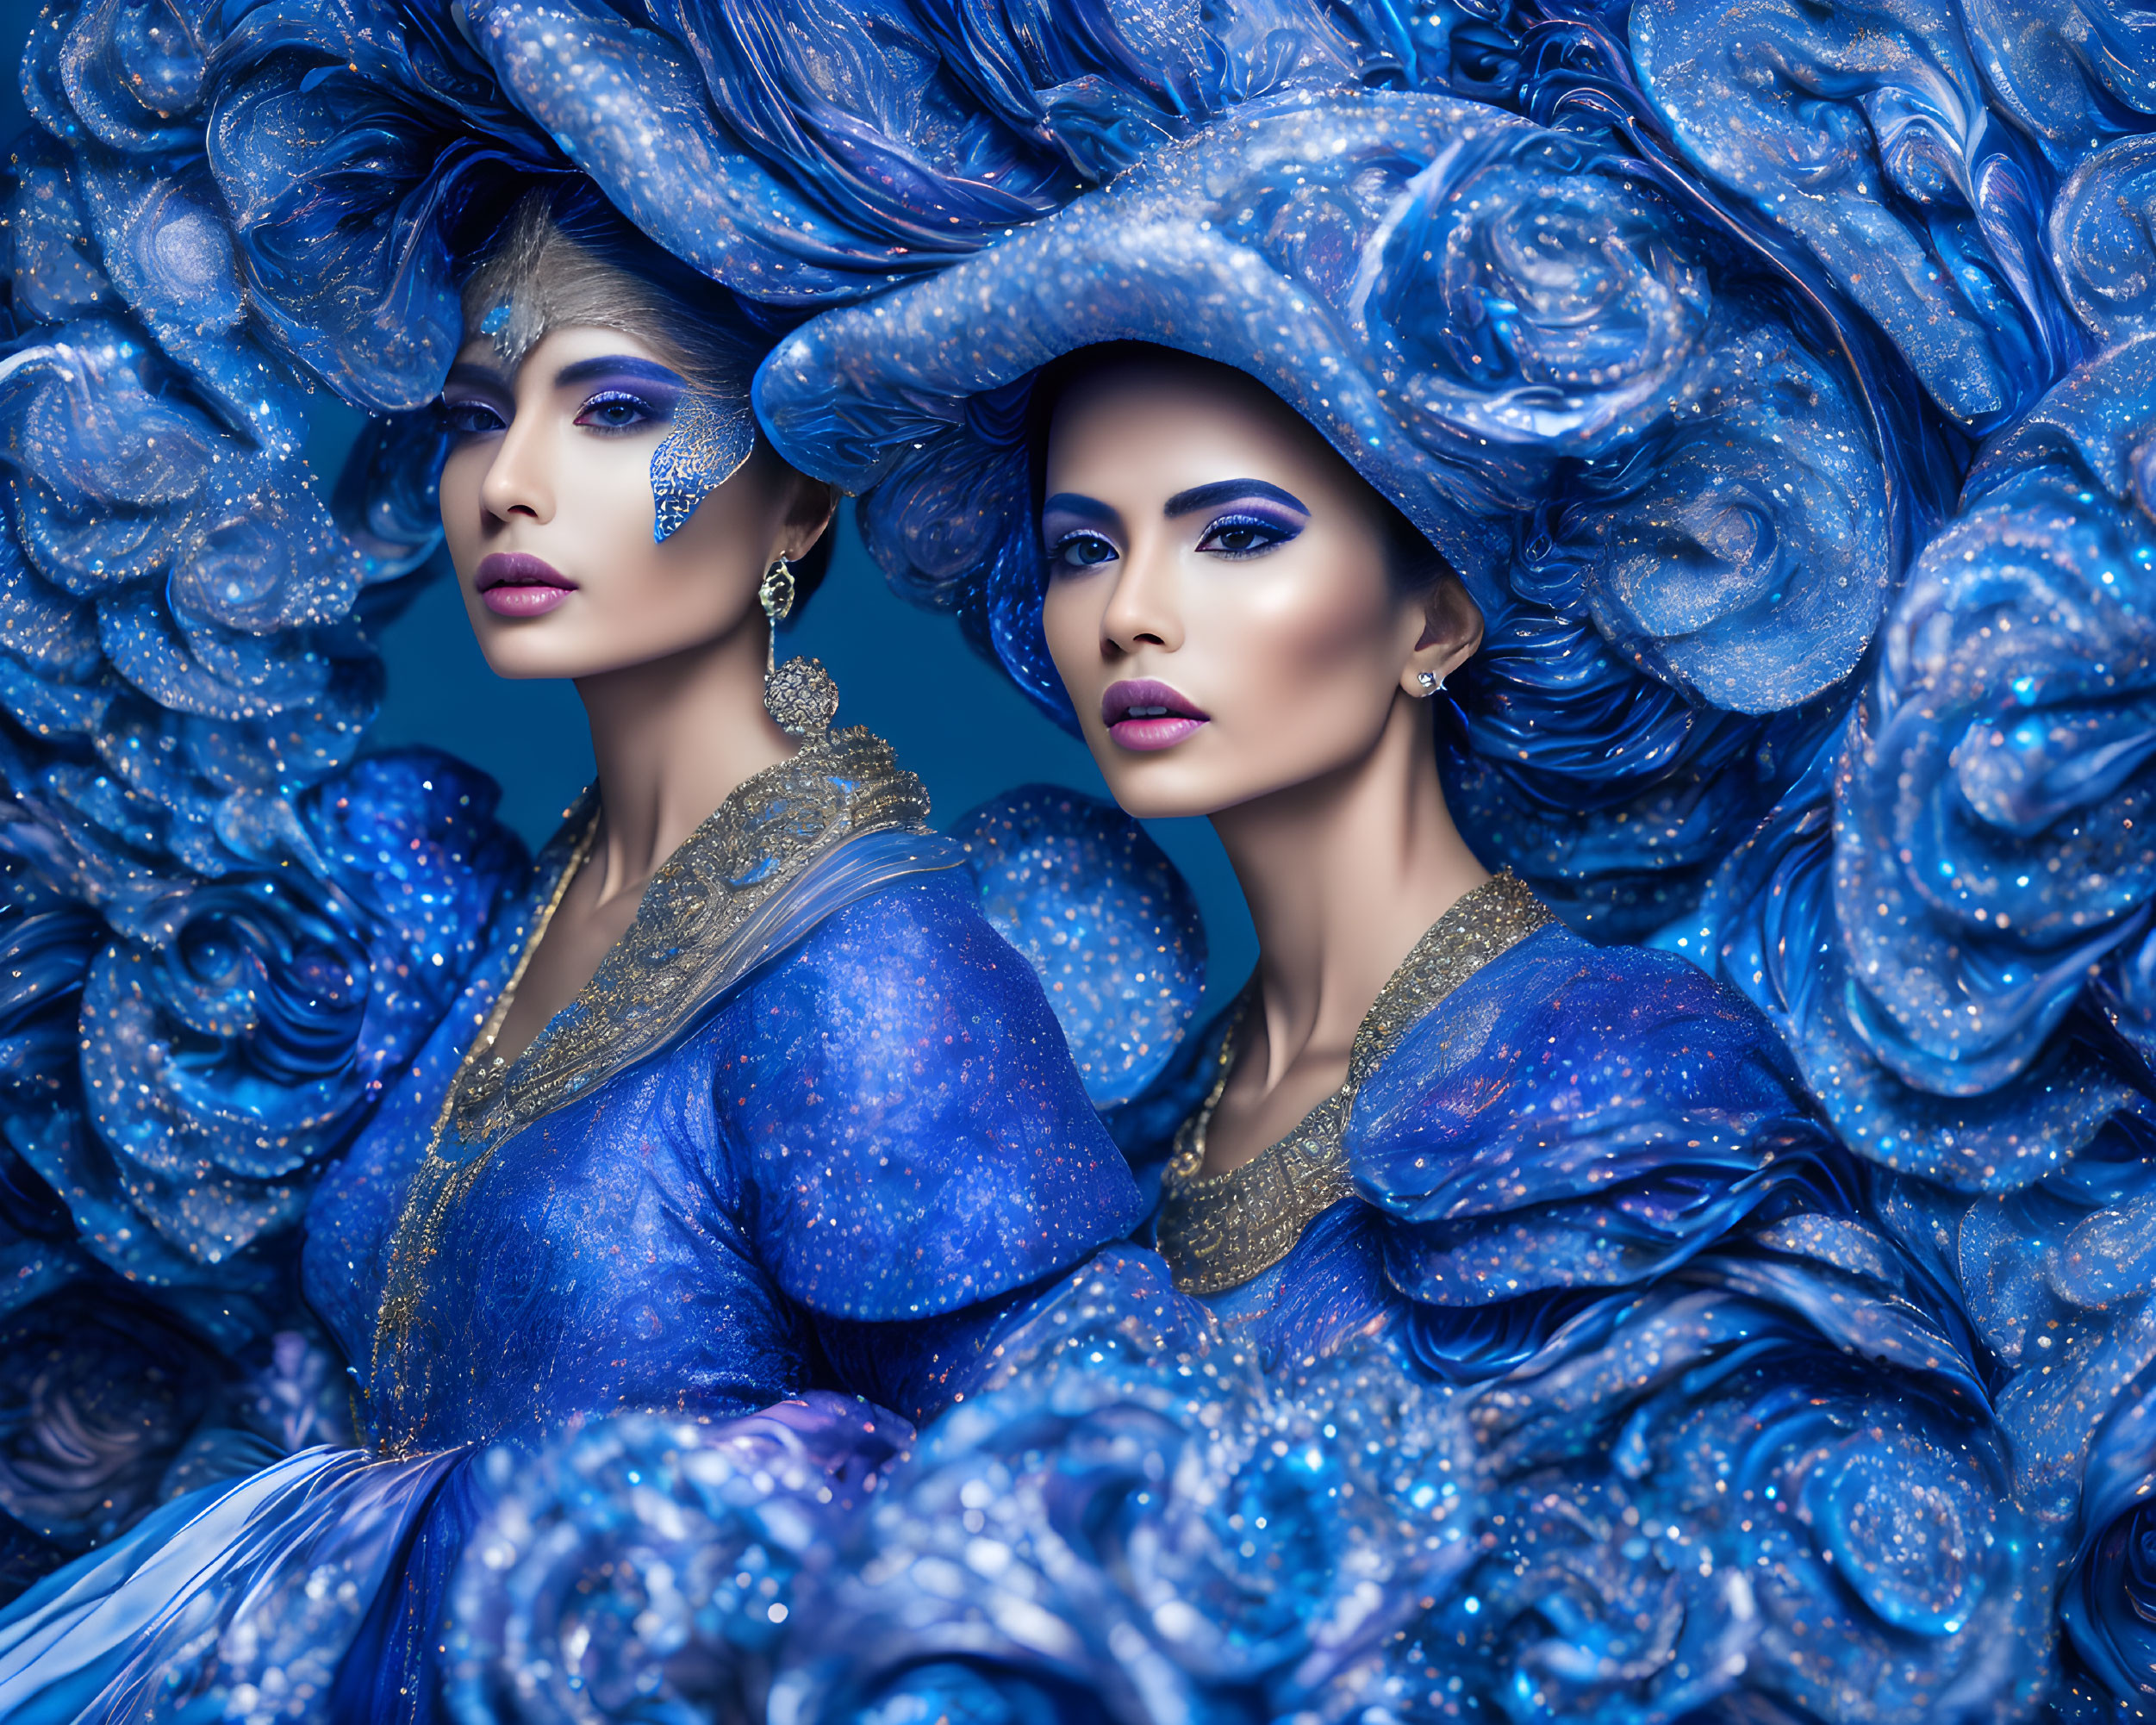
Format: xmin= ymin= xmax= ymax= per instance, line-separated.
xmin=476 ymin=551 xmax=576 ymax=618
xmin=1101 ymin=678 xmax=1210 ymax=751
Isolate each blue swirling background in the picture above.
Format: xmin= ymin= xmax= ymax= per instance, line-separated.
xmin=22 ymin=0 xmax=2156 ymax=1709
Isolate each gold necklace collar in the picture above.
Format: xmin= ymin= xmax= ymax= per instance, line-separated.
xmin=1156 ymin=871 xmax=1555 ymax=1298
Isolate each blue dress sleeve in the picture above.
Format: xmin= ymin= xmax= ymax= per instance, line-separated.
xmin=715 ymin=869 xmax=1145 ymax=1324
xmin=1349 ymin=923 xmax=1851 ymax=1308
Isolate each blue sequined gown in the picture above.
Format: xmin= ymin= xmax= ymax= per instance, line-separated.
xmin=814 ymin=875 xmax=2043 ymax=1725
xmin=0 ymin=727 xmax=1146 ymax=1722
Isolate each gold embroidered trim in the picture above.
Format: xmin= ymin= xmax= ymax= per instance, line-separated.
xmin=451 ymin=727 xmax=930 ymax=1149
xmin=1156 ymin=870 xmax=1555 ymax=1297
xmin=366 ymin=725 xmax=932 ymax=1454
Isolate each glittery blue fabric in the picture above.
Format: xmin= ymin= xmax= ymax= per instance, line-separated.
xmin=21 ymin=0 xmax=2156 ymax=1712
xmin=627 ymin=919 xmax=2045 ymax=1722
xmin=1866 ymin=1107 xmax=2156 ymax=1717
xmin=1629 ymin=0 xmax=2080 ymax=439
xmin=766 ymin=1248 xmax=1439 ymax=1725
xmin=309 ymin=830 xmax=1145 ymax=1454
xmin=446 ymin=1395 xmax=913 ymax=1725
xmin=0 ymin=814 xmax=1155 ymax=1720
xmin=1106 ymin=925 xmax=2048 ymax=1722
xmin=952 ymin=784 xmax=1205 ymax=1110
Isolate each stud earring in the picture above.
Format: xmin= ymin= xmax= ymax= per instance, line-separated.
xmin=758 ymin=555 xmax=840 ymax=740
xmin=1416 ymin=669 xmax=1443 ymax=694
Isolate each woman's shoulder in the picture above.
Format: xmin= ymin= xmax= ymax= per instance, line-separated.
xmin=1393 ymin=918 xmax=1803 ymax=1092
xmin=1349 ymin=917 xmax=1822 ymax=1174
xmin=1493 ymin=918 xmax=1789 ymax=1040
xmin=712 ymin=865 xmax=1145 ymax=1322
xmin=725 ymin=864 xmax=1052 ymax=1038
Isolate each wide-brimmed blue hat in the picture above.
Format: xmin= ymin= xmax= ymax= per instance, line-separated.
xmin=757 ymin=82 xmax=1897 ymax=933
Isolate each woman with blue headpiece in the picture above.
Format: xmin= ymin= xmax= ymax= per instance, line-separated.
xmin=0 ymin=0 xmax=1268 ymax=1717
xmin=752 ymin=79 xmax=2057 ymax=1723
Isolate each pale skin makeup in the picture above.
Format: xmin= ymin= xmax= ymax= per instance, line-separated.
xmin=438 ymin=322 xmax=834 ymax=1062
xmin=1040 ymin=356 xmax=1486 ymax=1178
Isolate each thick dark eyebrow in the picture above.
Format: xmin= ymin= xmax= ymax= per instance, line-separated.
xmin=1040 ymin=492 xmax=1123 ymax=530
xmin=552 ymin=355 xmax=688 ymax=390
xmin=1162 ymin=478 xmax=1310 ymax=518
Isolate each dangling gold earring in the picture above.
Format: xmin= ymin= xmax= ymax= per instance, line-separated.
xmin=759 ymin=555 xmax=797 ymax=669
xmin=758 ymin=554 xmax=840 ymax=739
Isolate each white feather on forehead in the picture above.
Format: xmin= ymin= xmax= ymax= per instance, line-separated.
xmin=459 ymin=190 xmax=749 ymax=393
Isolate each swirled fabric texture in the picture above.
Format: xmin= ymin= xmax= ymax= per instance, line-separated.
xmin=23 ymin=0 xmax=2156 ymax=1715
xmin=0 ymin=0 xmax=542 ymax=1608
xmin=1186 ymin=921 xmax=2041 ymax=1722
xmin=762 ymin=1249 xmax=1437 ymax=1725
xmin=1604 ymin=35 xmax=2156 ymax=1717
xmin=446 ymin=1396 xmax=913 ymax=1725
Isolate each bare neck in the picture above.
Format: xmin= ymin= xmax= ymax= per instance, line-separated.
xmin=574 ymin=614 xmax=794 ymax=908
xmin=1210 ymin=694 xmax=1487 ymax=1093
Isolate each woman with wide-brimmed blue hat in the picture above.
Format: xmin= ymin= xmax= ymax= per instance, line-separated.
xmin=754 ymin=78 xmax=2050 ymax=1723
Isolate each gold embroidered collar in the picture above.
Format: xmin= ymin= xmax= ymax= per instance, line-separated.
xmin=1156 ymin=871 xmax=1555 ymax=1298
xmin=448 ymin=724 xmax=932 ymax=1151
xmin=367 ymin=725 xmax=934 ymax=1450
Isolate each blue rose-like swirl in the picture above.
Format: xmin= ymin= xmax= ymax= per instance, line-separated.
xmin=0 ymin=1281 xmax=231 ymax=1559
xmin=2048 ymin=137 xmax=2156 ymax=349
xmin=776 ymin=1251 xmax=1430 ymax=1725
xmin=1366 ymin=126 xmax=1710 ymax=475
xmin=28 ymin=0 xmax=224 ymax=159
xmin=1814 ymin=380 xmax=2156 ymax=1189
xmin=1405 ymin=1268 xmax=2044 ymax=1722
xmin=448 ymin=1395 xmax=913 ymax=1725
xmin=2060 ymin=1491 xmax=2156 ymax=1716
xmin=1664 ymin=318 xmax=2156 ymax=1185
xmin=33 ymin=750 xmax=525 ymax=1285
